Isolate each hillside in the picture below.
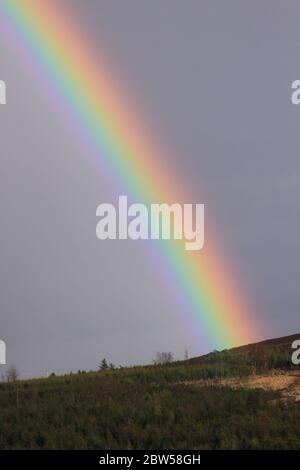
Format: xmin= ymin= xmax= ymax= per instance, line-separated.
xmin=231 ymin=332 xmax=300 ymax=353
xmin=188 ymin=332 xmax=300 ymax=365
xmin=0 ymin=333 xmax=299 ymax=450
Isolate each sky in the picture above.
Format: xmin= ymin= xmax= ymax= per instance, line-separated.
xmin=0 ymin=0 xmax=300 ymax=378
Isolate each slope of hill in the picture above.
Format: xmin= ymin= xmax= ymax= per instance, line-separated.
xmin=188 ymin=332 xmax=300 ymax=365
xmin=230 ymin=332 xmax=300 ymax=354
xmin=0 ymin=333 xmax=299 ymax=450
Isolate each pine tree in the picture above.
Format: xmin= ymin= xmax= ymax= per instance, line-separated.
xmin=99 ymin=358 xmax=108 ymax=370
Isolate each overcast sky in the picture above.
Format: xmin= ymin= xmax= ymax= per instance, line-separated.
xmin=0 ymin=0 xmax=300 ymax=377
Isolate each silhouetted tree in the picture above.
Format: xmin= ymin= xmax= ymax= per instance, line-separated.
xmin=153 ymin=352 xmax=173 ymax=365
xmin=5 ymin=364 xmax=19 ymax=383
xmin=99 ymin=358 xmax=108 ymax=370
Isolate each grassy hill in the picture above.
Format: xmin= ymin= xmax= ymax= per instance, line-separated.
xmin=0 ymin=333 xmax=299 ymax=450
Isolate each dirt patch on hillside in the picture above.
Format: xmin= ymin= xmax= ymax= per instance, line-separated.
xmin=184 ymin=370 xmax=300 ymax=401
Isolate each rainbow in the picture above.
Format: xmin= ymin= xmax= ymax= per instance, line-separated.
xmin=0 ymin=0 xmax=262 ymax=349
